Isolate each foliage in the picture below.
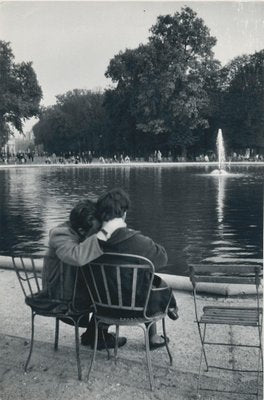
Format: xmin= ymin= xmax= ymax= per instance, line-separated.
xmin=220 ymin=50 xmax=264 ymax=151
xmin=105 ymin=7 xmax=220 ymax=156
xmin=31 ymin=7 xmax=263 ymax=157
xmin=33 ymin=89 xmax=108 ymax=154
xmin=0 ymin=40 xmax=42 ymax=147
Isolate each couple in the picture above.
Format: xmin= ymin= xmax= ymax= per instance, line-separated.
xmin=42 ymin=188 xmax=178 ymax=350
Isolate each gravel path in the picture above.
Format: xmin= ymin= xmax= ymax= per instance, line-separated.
xmin=0 ymin=269 xmax=262 ymax=400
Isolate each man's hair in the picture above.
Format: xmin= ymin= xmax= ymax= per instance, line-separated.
xmin=69 ymin=199 xmax=97 ymax=233
xmin=96 ymin=188 xmax=130 ymax=222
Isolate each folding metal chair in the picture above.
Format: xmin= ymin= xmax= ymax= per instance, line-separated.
xmin=189 ymin=264 xmax=263 ymax=398
xmin=12 ymin=255 xmax=92 ymax=380
xmin=81 ymin=252 xmax=173 ymax=390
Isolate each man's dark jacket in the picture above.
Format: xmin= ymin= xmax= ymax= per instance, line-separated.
xmin=101 ymin=227 xmax=168 ymax=270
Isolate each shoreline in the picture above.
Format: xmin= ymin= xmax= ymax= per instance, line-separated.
xmin=1 ymin=255 xmax=261 ymax=297
xmin=1 ymin=161 xmax=264 ymax=169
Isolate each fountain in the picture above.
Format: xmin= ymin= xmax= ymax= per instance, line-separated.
xmin=211 ymin=129 xmax=228 ymax=175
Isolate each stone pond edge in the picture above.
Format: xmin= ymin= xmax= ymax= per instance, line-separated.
xmin=0 ymin=255 xmax=262 ymax=297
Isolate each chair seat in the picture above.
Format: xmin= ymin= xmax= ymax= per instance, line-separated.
xmin=25 ymin=294 xmax=68 ymax=313
xmin=25 ymin=294 xmax=90 ymax=316
xmin=200 ymin=306 xmax=263 ymax=326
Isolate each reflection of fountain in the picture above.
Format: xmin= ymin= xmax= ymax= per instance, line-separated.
xmin=217 ymin=173 xmax=226 ymax=224
xmin=211 ymin=129 xmax=228 ymax=175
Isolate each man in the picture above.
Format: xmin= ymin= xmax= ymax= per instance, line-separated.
xmin=96 ymin=188 xmax=178 ymax=350
xmin=42 ymin=199 xmax=127 ymax=349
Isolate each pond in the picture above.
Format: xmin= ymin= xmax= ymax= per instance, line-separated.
xmin=0 ymin=164 xmax=263 ymax=275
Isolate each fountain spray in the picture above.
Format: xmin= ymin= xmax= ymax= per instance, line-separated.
xmin=211 ymin=129 xmax=228 ymax=175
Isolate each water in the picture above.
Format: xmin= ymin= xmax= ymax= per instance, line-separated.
xmin=0 ymin=164 xmax=263 ymax=275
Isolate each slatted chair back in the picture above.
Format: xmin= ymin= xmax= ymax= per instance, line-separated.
xmin=190 ymin=264 xmax=262 ymax=286
xmin=189 ymin=264 xmax=263 ymax=319
xmin=12 ymin=254 xmax=91 ymax=313
xmin=12 ymin=255 xmax=43 ymax=298
xmin=81 ymin=253 xmax=155 ymax=320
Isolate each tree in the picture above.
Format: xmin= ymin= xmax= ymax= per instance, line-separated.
xmin=33 ymin=89 xmax=108 ymax=154
xmin=0 ymin=41 xmax=42 ymax=147
xmin=33 ymin=105 xmax=65 ymax=153
xmin=220 ymin=50 xmax=264 ymax=152
xmin=105 ymin=7 xmax=220 ymax=157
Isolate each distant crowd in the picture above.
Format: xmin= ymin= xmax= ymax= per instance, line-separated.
xmin=1 ymin=149 xmax=264 ymax=165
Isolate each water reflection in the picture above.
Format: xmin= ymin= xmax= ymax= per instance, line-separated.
xmin=204 ymin=170 xmax=263 ymax=265
xmin=0 ymin=165 xmax=263 ymax=275
xmin=205 ymin=175 xmax=238 ymax=263
xmin=216 ymin=175 xmax=226 ymax=224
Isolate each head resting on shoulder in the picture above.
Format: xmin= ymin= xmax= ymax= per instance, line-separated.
xmin=70 ymin=199 xmax=100 ymax=238
xmin=96 ymin=188 xmax=130 ymax=222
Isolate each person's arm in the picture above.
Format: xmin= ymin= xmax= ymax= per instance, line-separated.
xmin=146 ymin=241 xmax=168 ymax=271
xmin=135 ymin=234 xmax=168 ymax=271
xmin=49 ymin=225 xmax=103 ymax=266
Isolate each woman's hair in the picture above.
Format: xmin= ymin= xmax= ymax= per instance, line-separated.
xmin=69 ymin=199 xmax=97 ymax=233
xmin=96 ymin=188 xmax=130 ymax=222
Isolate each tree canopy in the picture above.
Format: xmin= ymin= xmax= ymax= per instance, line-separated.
xmin=30 ymin=7 xmax=264 ymax=158
xmin=33 ymin=89 xmax=108 ymax=154
xmin=220 ymin=50 xmax=264 ymax=151
xmin=105 ymin=7 xmax=221 ymax=156
xmin=0 ymin=40 xmax=42 ymax=147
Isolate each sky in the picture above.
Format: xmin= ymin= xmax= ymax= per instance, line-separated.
xmin=0 ymin=0 xmax=264 ymax=131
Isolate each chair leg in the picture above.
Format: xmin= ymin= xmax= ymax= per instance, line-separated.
xmin=25 ymin=310 xmax=36 ymax=372
xmin=255 ymin=319 xmax=263 ymax=400
xmin=114 ymin=325 xmax=119 ymax=365
xmin=87 ymin=318 xmax=99 ymax=381
xmin=257 ymin=320 xmax=263 ymax=372
xmin=74 ymin=321 xmax=82 ymax=381
xmin=196 ymin=344 xmax=203 ymax=399
xmin=196 ymin=323 xmax=208 ymax=399
xmin=256 ymin=349 xmax=261 ymax=400
xmin=54 ymin=318 xmax=59 ymax=351
xmin=145 ymin=322 xmax=155 ymax=391
xmin=162 ymin=318 xmax=173 ymax=366
xmin=256 ymin=326 xmax=263 ymax=400
xmin=197 ymin=322 xmax=209 ymax=371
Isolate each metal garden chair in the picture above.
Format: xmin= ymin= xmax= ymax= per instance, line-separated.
xmin=189 ymin=263 xmax=263 ymax=398
xmin=12 ymin=255 xmax=92 ymax=380
xmin=81 ymin=252 xmax=173 ymax=390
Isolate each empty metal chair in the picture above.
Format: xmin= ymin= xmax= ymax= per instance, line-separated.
xmin=12 ymin=255 xmax=92 ymax=380
xmin=81 ymin=252 xmax=173 ymax=390
xmin=189 ymin=263 xmax=263 ymax=398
